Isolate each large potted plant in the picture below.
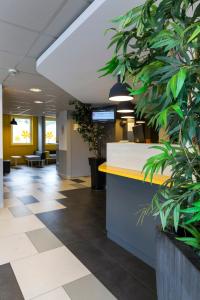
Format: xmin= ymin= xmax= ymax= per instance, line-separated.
xmin=71 ymin=100 xmax=106 ymax=190
xmin=100 ymin=1 xmax=200 ymax=299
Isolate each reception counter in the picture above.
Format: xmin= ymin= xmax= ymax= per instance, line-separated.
xmin=99 ymin=143 xmax=170 ymax=268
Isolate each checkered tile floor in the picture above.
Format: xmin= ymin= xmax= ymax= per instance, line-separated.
xmin=1 ymin=165 xmax=116 ymax=300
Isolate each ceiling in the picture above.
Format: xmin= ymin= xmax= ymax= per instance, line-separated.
xmin=1 ymin=0 xmax=94 ymax=116
xmin=37 ymin=0 xmax=144 ymax=104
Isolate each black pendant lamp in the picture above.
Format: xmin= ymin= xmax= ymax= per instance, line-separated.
xmin=117 ymin=101 xmax=134 ymax=113
xmin=10 ymin=118 xmax=18 ymax=125
xmin=109 ymin=75 xmax=133 ymax=102
xmin=121 ymin=115 xmax=135 ymax=119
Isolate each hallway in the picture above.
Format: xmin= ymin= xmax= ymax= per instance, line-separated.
xmin=1 ymin=166 xmax=156 ymax=300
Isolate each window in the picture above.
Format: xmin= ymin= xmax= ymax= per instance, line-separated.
xmin=12 ymin=117 xmax=32 ymax=144
xmin=45 ymin=119 xmax=56 ymax=144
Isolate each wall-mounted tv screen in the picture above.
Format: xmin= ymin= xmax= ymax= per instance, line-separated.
xmin=92 ymin=107 xmax=116 ymax=123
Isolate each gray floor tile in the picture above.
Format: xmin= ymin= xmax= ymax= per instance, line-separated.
xmin=71 ymin=179 xmax=85 ymax=183
xmin=3 ymin=178 xmax=12 ymax=182
xmin=26 ymin=227 xmax=63 ymax=253
xmin=63 ymin=274 xmax=117 ymax=300
xmin=31 ymin=176 xmax=42 ymax=179
xmin=18 ymin=195 xmax=39 ymax=205
xmin=9 ymin=205 xmax=32 ymax=217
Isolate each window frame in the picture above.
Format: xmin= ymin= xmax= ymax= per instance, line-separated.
xmin=45 ymin=117 xmax=57 ymax=145
xmin=11 ymin=115 xmax=33 ymax=146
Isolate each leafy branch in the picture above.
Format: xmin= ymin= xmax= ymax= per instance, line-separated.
xmin=71 ymin=101 xmax=105 ymax=158
xmin=100 ymin=0 xmax=200 ymax=251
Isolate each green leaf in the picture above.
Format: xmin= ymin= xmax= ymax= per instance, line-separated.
xmin=173 ymin=204 xmax=180 ymax=232
xmin=168 ymin=68 xmax=187 ymax=98
xmin=188 ymin=26 xmax=200 ymax=43
xmin=129 ymin=85 xmax=148 ymax=95
xmin=171 ymin=104 xmax=184 ymax=119
xmin=176 ymin=237 xmax=200 ymax=249
xmin=181 ymin=206 xmax=200 ymax=213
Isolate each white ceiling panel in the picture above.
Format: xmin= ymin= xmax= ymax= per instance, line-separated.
xmin=4 ymin=72 xmax=64 ymax=95
xmin=0 ymin=21 xmax=38 ymax=55
xmin=0 ymin=51 xmax=23 ymax=69
xmin=37 ymin=0 xmax=144 ymax=104
xmin=1 ymin=0 xmax=96 ymax=115
xmin=17 ymin=57 xmax=37 ymax=74
xmin=0 ymin=69 xmax=9 ymax=83
xmin=27 ymin=34 xmax=55 ymax=58
xmin=0 ymin=0 xmax=66 ymax=32
xmin=45 ymin=0 xmax=91 ymax=37
xmin=3 ymin=87 xmax=75 ymax=116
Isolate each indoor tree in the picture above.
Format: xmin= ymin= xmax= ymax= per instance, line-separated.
xmin=71 ymin=100 xmax=105 ymax=158
xmin=100 ymin=0 xmax=200 ymax=250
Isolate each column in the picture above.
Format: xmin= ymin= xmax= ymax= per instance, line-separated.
xmin=38 ymin=116 xmax=45 ymax=152
xmin=57 ymin=110 xmax=90 ymax=179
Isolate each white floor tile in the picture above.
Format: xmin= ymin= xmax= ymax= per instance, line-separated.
xmin=15 ymin=190 xmax=33 ymax=197
xmin=23 ymin=183 xmax=43 ymax=191
xmin=32 ymin=191 xmax=65 ymax=202
xmin=32 ymin=287 xmax=71 ymax=300
xmin=3 ymin=197 xmax=23 ymax=208
xmin=0 ymin=215 xmax=45 ymax=238
xmin=27 ymin=201 xmax=65 ymax=214
xmin=11 ymin=246 xmax=90 ymax=299
xmin=0 ymin=208 xmax=15 ymax=220
xmin=0 ymin=233 xmax=37 ymax=265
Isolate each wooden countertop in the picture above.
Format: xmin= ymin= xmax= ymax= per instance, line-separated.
xmin=99 ymin=163 xmax=169 ymax=186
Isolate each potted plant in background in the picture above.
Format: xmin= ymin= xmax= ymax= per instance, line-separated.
xmin=71 ymin=100 xmax=106 ymax=190
xmin=100 ymin=0 xmax=200 ymax=299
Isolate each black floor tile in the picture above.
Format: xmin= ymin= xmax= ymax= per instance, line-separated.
xmin=18 ymin=195 xmax=39 ymax=205
xmin=67 ymin=240 xmax=156 ymax=300
xmin=90 ymin=237 xmax=156 ymax=292
xmin=95 ymin=264 xmax=156 ymax=300
xmin=0 ymin=263 xmax=24 ymax=300
xmin=37 ymin=188 xmax=157 ymax=300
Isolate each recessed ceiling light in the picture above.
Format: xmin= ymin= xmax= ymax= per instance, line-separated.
xmin=34 ymin=100 xmax=43 ymax=104
xmin=30 ymin=88 xmax=42 ymax=93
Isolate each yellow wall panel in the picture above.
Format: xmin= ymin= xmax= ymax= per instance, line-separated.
xmin=3 ymin=115 xmax=38 ymax=164
xmin=45 ymin=144 xmax=57 ymax=151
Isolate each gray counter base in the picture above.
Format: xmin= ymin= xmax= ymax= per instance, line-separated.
xmin=106 ymin=174 xmax=159 ymax=268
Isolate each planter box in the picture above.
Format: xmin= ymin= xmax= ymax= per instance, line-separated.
xmin=156 ymin=230 xmax=200 ymax=300
xmin=89 ymin=157 xmax=106 ymax=190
